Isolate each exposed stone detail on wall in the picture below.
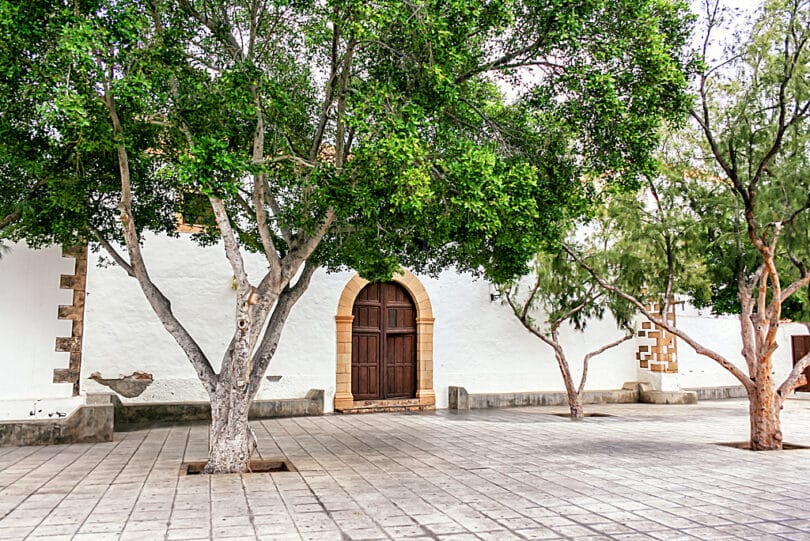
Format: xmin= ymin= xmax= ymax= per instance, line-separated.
xmin=53 ymin=245 xmax=88 ymax=395
xmin=89 ymin=371 xmax=153 ymax=398
xmin=636 ymin=301 xmax=678 ymax=374
xmin=335 ymin=270 xmax=435 ymax=411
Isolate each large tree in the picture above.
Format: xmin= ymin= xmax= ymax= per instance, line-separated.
xmin=0 ymin=0 xmax=692 ymax=472
xmin=571 ymin=0 xmax=810 ymax=450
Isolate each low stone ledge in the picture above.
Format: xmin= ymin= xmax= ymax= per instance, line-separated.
xmin=639 ymin=390 xmax=698 ymax=405
xmin=685 ymin=385 xmax=748 ymax=400
xmin=113 ymin=389 xmax=324 ymax=426
xmin=336 ymin=397 xmax=431 ymax=414
xmin=448 ymin=384 xmax=758 ymax=410
xmin=449 ymin=387 xmax=639 ymax=410
xmin=249 ymin=389 xmax=324 ymax=418
xmin=448 ymin=386 xmax=469 ymax=410
xmin=0 ymin=399 xmax=113 ymax=447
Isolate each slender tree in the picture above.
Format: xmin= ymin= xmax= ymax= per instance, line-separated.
xmin=502 ymin=248 xmax=635 ymax=419
xmin=0 ymin=0 xmax=693 ymax=471
xmin=570 ymin=0 xmax=810 ymax=450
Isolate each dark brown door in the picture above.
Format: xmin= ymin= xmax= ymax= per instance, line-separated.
xmin=352 ymin=282 xmax=417 ymax=400
xmin=793 ymin=336 xmax=810 ymax=392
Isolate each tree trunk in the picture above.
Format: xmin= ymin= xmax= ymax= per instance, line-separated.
xmin=569 ymin=393 xmax=584 ymax=420
xmin=204 ymin=382 xmax=253 ymax=473
xmin=747 ymin=379 xmax=783 ymax=450
xmin=551 ymin=343 xmax=581 ymax=420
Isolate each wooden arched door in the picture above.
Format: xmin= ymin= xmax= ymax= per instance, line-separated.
xmin=351 ymin=282 xmax=417 ymax=400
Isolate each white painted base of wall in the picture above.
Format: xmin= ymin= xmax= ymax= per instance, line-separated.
xmin=638 ymin=371 xmax=682 ymax=392
xmin=0 ymin=397 xmax=84 ymax=421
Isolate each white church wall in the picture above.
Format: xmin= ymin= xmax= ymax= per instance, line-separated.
xmin=9 ymin=233 xmax=806 ymax=415
xmin=776 ymin=322 xmax=808 ymax=384
xmin=4 ymin=234 xmax=804 ymax=418
xmin=676 ymin=307 xmax=747 ymax=389
xmin=82 ymin=233 xmax=345 ymax=406
xmin=426 ymin=271 xmax=638 ymax=408
xmin=82 ymin=235 xmax=640 ymax=411
xmin=0 ymin=242 xmax=76 ymax=416
xmin=674 ymin=305 xmax=802 ymax=390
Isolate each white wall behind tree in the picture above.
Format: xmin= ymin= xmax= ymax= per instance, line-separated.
xmin=676 ymin=304 xmax=807 ymax=390
xmin=5 ymin=235 xmax=804 ymax=418
xmin=82 ymin=233 xmax=345 ymax=405
xmin=0 ymin=242 xmax=75 ymax=407
xmin=426 ymin=271 xmax=638 ymax=402
xmin=81 ymin=235 xmax=641 ymax=411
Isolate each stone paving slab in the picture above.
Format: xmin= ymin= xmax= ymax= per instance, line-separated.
xmin=2 ymin=399 xmax=810 ymax=540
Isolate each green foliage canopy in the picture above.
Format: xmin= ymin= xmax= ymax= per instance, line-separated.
xmin=686 ymin=0 xmax=809 ymax=320
xmin=0 ymin=0 xmax=694 ymax=284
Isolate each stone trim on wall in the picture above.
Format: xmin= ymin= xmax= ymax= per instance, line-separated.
xmin=175 ymin=212 xmax=205 ymax=234
xmin=53 ymin=245 xmax=88 ymax=396
xmin=636 ymin=301 xmax=678 ymax=374
xmin=334 ymin=270 xmax=435 ymax=411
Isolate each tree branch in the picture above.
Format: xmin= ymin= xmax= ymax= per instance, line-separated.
xmin=262 ymin=178 xmax=293 ymax=245
xmin=0 ymin=208 xmax=22 ymax=233
xmin=777 ymin=342 xmax=810 ymax=401
xmin=92 ymin=229 xmax=135 ymax=278
xmin=578 ymin=332 xmax=635 ymax=395
xmin=455 ymin=37 xmax=549 ymax=84
xmin=780 ymin=274 xmax=810 ymax=305
xmin=249 ymin=87 xmax=283 ymax=277
xmin=309 ymin=11 xmax=342 ymax=162
xmin=281 ymin=208 xmax=335 ymax=282
xmin=505 ymin=288 xmax=556 ymax=351
xmin=209 ymin=196 xmax=252 ymax=296
xmin=749 ymin=2 xmax=799 ymax=191
xmin=104 ymin=93 xmax=217 ymax=395
xmin=563 ymin=243 xmax=754 ymax=390
xmin=247 ymin=260 xmax=317 ymax=398
xmin=178 ymin=0 xmax=245 ymax=62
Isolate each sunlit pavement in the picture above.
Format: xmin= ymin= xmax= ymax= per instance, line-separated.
xmin=2 ymin=398 xmax=810 ymax=540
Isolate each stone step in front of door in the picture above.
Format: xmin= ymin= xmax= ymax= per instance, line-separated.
xmin=335 ymin=398 xmax=433 ymax=414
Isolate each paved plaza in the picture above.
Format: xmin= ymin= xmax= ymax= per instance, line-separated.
xmin=2 ymin=399 xmax=810 ymax=540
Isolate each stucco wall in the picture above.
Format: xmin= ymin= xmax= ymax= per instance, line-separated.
xmin=425 ymin=271 xmax=638 ymax=405
xmin=0 ymin=242 xmax=75 ymax=405
xmin=81 ymin=235 xmax=641 ymax=410
xmin=7 ymin=235 xmax=805 ymax=418
xmin=676 ymin=304 xmax=804 ymax=390
xmin=78 ymin=235 xmax=810 ymax=410
xmin=82 ymin=235 xmax=346 ymax=405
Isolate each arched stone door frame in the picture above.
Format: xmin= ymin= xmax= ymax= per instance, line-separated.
xmin=334 ymin=270 xmax=435 ymax=411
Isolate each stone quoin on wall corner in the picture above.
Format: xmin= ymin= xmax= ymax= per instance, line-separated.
xmin=52 ymin=245 xmax=88 ymax=396
xmin=636 ymin=301 xmax=679 ymax=374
